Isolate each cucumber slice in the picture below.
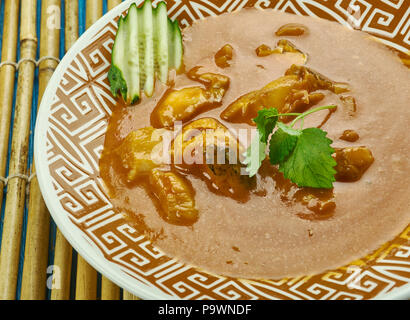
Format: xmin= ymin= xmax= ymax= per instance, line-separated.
xmin=108 ymin=1 xmax=184 ymax=104
xmin=153 ymin=6 xmax=159 ymax=79
xmin=108 ymin=17 xmax=127 ymax=101
xmin=124 ymin=4 xmax=140 ymax=103
xmin=137 ymin=5 xmax=146 ymax=90
xmin=166 ymin=19 xmax=183 ymax=71
xmin=167 ymin=18 xmax=175 ymax=69
xmin=155 ymin=1 xmax=169 ymax=83
xmin=108 ymin=5 xmax=140 ymax=104
xmin=172 ymin=20 xmax=183 ymax=72
xmin=141 ymin=0 xmax=155 ymax=97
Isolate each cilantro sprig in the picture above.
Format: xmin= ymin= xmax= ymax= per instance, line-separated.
xmin=244 ymin=105 xmax=337 ymax=189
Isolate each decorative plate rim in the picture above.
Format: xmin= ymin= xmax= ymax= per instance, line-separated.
xmin=34 ymin=0 xmax=410 ymax=300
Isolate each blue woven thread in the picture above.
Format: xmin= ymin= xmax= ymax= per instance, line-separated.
xmin=0 ymin=0 xmax=4 ymax=55
xmin=0 ymin=0 xmax=5 ymax=247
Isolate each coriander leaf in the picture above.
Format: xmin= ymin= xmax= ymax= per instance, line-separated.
xmin=243 ymin=131 xmax=267 ymax=177
xmin=278 ymin=127 xmax=337 ymax=189
xmin=269 ymin=122 xmax=300 ymax=165
xmin=253 ymin=108 xmax=279 ymax=143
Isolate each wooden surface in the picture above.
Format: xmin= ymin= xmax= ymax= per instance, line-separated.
xmin=0 ymin=0 xmax=136 ymax=300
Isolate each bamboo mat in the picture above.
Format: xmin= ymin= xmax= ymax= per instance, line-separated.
xmin=0 ymin=0 xmax=139 ymax=300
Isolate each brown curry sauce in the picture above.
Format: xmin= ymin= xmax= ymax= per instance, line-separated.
xmin=100 ymin=22 xmax=376 ymax=227
xmin=98 ymin=9 xmax=410 ymax=280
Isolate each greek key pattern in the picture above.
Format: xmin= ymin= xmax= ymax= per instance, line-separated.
xmin=45 ymin=0 xmax=410 ymax=299
xmin=166 ymin=0 xmax=410 ymax=52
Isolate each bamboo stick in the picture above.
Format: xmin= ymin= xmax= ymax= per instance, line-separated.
xmin=123 ymin=291 xmax=140 ymax=300
xmin=101 ymin=276 xmax=120 ymax=300
xmin=86 ymin=0 xmax=103 ymax=29
xmin=0 ymin=0 xmax=38 ymax=300
xmin=107 ymin=0 xmax=122 ymax=10
xmin=75 ymin=255 xmax=97 ymax=300
xmin=20 ymin=0 xmax=61 ymax=300
xmin=64 ymin=0 xmax=79 ymax=51
xmin=74 ymin=0 xmax=103 ymax=300
xmin=50 ymin=232 xmax=72 ymax=300
xmin=0 ymin=0 xmax=20 ymax=225
xmin=50 ymin=0 xmax=79 ymax=300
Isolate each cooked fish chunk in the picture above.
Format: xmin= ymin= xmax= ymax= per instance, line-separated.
xmin=275 ymin=23 xmax=309 ymax=36
xmin=334 ymin=146 xmax=374 ymax=182
xmin=172 ymin=118 xmax=254 ymax=201
xmin=215 ymin=44 xmax=234 ymax=68
xmin=151 ymin=68 xmax=230 ymax=128
xmin=149 ymin=168 xmax=198 ymax=225
xmin=221 ymin=74 xmax=324 ymax=124
xmin=114 ymin=127 xmax=167 ymax=181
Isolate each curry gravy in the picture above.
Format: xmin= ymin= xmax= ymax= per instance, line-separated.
xmin=100 ymin=9 xmax=410 ymax=279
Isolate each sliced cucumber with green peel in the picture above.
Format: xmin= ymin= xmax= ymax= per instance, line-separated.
xmin=172 ymin=20 xmax=183 ymax=71
xmin=155 ymin=1 xmax=169 ymax=83
xmin=108 ymin=4 xmax=140 ymax=104
xmin=167 ymin=18 xmax=176 ymax=69
xmin=108 ymin=21 xmax=125 ymax=100
xmin=108 ymin=0 xmax=183 ymax=104
xmin=125 ymin=4 xmax=140 ymax=103
xmin=140 ymin=0 xmax=154 ymax=97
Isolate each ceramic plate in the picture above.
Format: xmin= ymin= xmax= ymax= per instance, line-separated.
xmin=34 ymin=0 xmax=410 ymax=300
